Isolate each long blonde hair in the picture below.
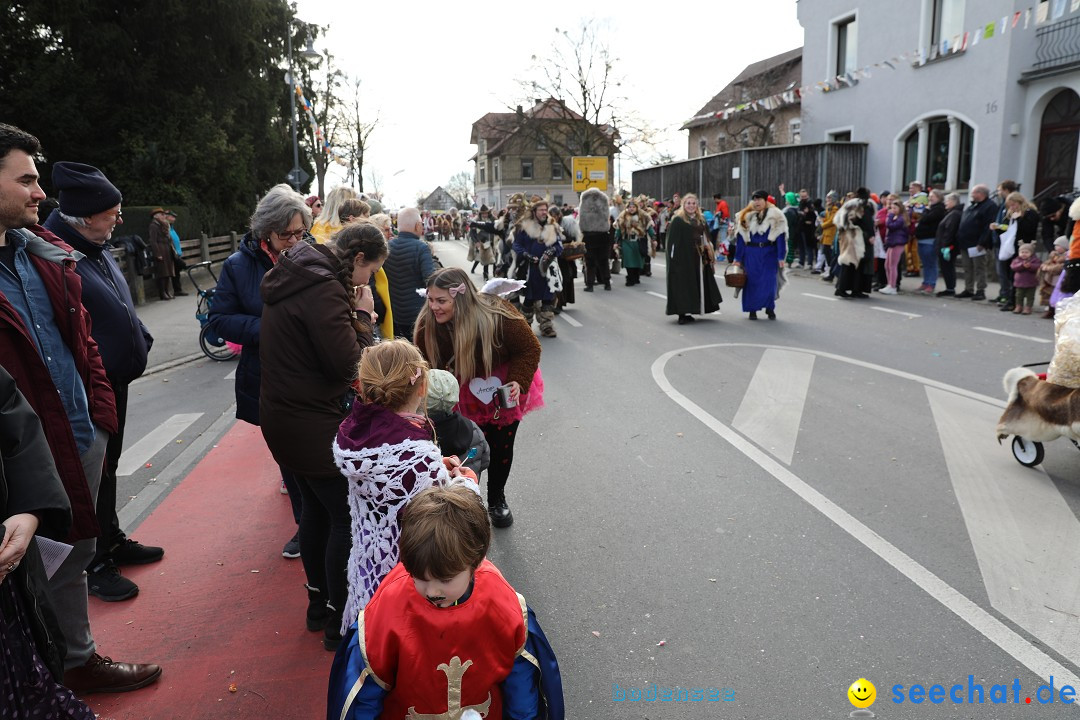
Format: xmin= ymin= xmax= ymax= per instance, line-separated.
xmin=1005 ymin=191 xmax=1037 ymax=214
xmin=673 ymin=193 xmax=706 ymax=225
xmin=319 ymin=186 xmax=359 ymax=231
xmin=414 ymin=268 xmax=519 ymax=383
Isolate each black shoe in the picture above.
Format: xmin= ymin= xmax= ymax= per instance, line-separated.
xmin=1000 ymin=303 xmax=1015 ymax=312
xmin=603 ymin=284 xmax=611 ymax=291
xmin=749 ymin=311 xmax=758 ymax=320
xmin=677 ymin=315 xmax=695 ymax=325
xmin=306 ymin=585 xmax=330 ymax=632
xmin=87 ymin=561 xmax=139 ymax=602
xmin=173 ymin=291 xmax=190 ymax=297
xmin=111 ymin=538 xmax=164 ymax=566
xmin=971 ymin=292 xmax=986 ymax=301
xmin=489 ymin=499 xmax=514 ymax=528
xmin=282 ymin=531 xmax=300 ymax=559
xmin=766 ymin=309 xmax=776 ymax=320
xmin=935 ymin=289 xmax=955 ymax=297
xmin=955 ymin=290 xmax=974 ymax=298
xmin=835 ymin=289 xmax=851 ymax=298
xmin=584 ymin=286 xmax=594 ymax=292
xmin=323 ymin=606 xmax=343 ymax=651
xmin=851 ymin=292 xmax=869 ymax=298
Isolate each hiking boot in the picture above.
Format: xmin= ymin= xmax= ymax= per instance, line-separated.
xmin=87 ymin=561 xmax=139 ymax=602
xmin=306 ymin=585 xmax=330 ymax=632
xmin=111 ymin=538 xmax=164 ymax=566
xmin=63 ymin=653 xmax=161 ymax=694
xmin=323 ymin=605 xmax=343 ymax=651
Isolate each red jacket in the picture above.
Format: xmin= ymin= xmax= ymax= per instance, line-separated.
xmin=0 ymin=225 xmax=116 ymax=542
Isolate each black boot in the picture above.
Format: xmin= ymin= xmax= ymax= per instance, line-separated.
xmin=324 ymin=604 xmax=343 ymax=651
xmin=306 ymin=585 xmax=330 ymax=632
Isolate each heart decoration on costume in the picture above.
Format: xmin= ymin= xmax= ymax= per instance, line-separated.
xmin=468 ymin=376 xmax=501 ymax=405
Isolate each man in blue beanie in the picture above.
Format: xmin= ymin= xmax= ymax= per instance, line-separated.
xmin=43 ymin=162 xmax=164 ymax=604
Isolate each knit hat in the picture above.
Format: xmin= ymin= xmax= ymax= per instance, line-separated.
xmin=1019 ymin=242 xmax=1037 ymax=255
xmin=1055 ymin=235 xmax=1069 ymax=250
xmin=425 ymin=369 xmax=459 ymax=414
xmin=52 ymin=162 xmax=122 ymax=217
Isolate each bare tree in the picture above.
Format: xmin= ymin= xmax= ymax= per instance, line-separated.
xmin=445 ymin=171 xmax=474 ymax=209
xmin=337 ymin=75 xmax=379 ymax=192
xmin=297 ymin=48 xmax=345 ymax=198
xmin=490 ymin=20 xmax=659 ymax=175
xmin=705 ymin=67 xmax=801 ymax=153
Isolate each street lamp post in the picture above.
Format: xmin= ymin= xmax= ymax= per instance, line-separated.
xmin=286 ymin=15 xmax=321 ymax=191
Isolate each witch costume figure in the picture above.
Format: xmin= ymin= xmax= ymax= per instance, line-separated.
xmin=733 ymin=189 xmax=788 ymax=320
xmin=664 ymin=193 xmax=722 ymax=325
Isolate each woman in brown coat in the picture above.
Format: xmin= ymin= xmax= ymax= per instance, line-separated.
xmin=147 ymin=208 xmax=175 ymax=300
xmin=259 ymin=222 xmax=387 ymax=650
xmin=413 ymin=267 xmax=542 ymax=528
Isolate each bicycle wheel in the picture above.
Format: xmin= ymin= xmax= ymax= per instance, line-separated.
xmin=199 ymin=325 xmax=236 ymax=362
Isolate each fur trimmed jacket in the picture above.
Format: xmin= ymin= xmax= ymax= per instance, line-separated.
xmin=512 ymin=216 xmax=563 ymax=302
xmin=735 ymin=203 xmax=787 ymax=243
xmin=835 ymin=199 xmax=866 ymax=267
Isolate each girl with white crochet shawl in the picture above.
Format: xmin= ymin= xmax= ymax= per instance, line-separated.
xmin=332 ymin=340 xmax=476 ymax=640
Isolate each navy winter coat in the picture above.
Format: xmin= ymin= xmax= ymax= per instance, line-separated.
xmin=207 ymin=232 xmax=273 ymax=425
xmin=383 ymin=232 xmax=435 ymax=331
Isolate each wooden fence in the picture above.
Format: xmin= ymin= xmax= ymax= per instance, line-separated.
xmin=111 ymin=232 xmax=241 ymax=305
xmin=631 ymin=142 xmax=868 ymax=208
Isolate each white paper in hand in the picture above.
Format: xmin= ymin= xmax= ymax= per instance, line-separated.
xmin=35 ymin=536 xmax=73 ymax=580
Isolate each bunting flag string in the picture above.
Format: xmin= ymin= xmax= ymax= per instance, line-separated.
xmin=683 ymin=2 xmax=1074 ymax=127
xmin=294 ymin=85 xmax=350 ymax=167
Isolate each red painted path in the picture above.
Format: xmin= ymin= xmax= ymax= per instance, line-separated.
xmin=86 ymin=422 xmax=331 ymax=720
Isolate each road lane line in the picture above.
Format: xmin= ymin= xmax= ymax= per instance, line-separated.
xmin=927 ymin=386 xmax=1080 ymax=665
xmin=653 ymin=343 xmax=1079 ymax=690
xmin=732 ymin=349 xmax=815 ymax=465
xmin=224 ymin=369 xmax=236 ymax=381
xmin=558 ymin=312 xmax=583 ymax=328
xmin=646 ymin=291 xmax=667 ymax=300
xmin=801 ymin=293 xmax=838 ymax=302
xmin=973 ymin=326 xmax=1052 ymax=344
xmin=117 ymin=413 xmax=203 ymax=476
xmin=871 ymin=306 xmax=922 ymax=319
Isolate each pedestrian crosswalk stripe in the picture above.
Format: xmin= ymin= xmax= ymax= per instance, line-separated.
xmin=117 ymin=413 xmax=203 ymax=476
xmin=732 ymin=348 xmax=815 ymax=465
xmin=927 ymin=385 xmax=1080 ymax=667
xmin=224 ymin=369 xmax=236 ymax=381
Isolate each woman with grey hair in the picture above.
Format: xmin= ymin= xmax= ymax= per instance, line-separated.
xmin=207 ymin=183 xmax=312 ymax=561
xmin=934 ymin=192 xmax=963 ymax=296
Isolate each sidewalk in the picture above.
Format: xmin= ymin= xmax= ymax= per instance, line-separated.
xmin=134 ymin=272 xmax=220 ymax=374
xmin=86 ymin=421 xmax=330 ymax=720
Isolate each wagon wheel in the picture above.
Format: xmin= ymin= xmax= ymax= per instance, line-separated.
xmin=1011 ymin=436 xmax=1045 ymax=467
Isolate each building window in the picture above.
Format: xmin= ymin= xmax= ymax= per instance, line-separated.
xmin=478 ymin=161 xmax=486 ymax=185
xmin=521 ymin=158 xmax=534 ymax=180
xmin=930 ymin=0 xmax=964 ymax=52
xmin=479 ymin=139 xmax=486 ymax=153
xmin=717 ymin=132 xmax=726 ymax=149
xmin=834 ymin=16 xmax=857 ymax=76
xmin=537 ymin=136 xmax=547 ymax=149
xmin=551 ymin=159 xmax=564 ymax=180
xmin=493 ymin=158 xmax=500 ymax=182
xmin=699 ymin=138 xmax=708 ymax=157
xmin=902 ymin=116 xmax=973 ymax=190
xmin=830 ymin=130 xmax=852 ymax=142
xmin=789 ymin=120 xmax=802 ymax=144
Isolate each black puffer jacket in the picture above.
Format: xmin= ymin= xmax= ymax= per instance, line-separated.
xmin=914 ymin=201 xmax=946 ymax=240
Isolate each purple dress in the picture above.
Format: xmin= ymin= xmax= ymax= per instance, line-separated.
xmin=0 ymin=580 xmax=95 ymax=719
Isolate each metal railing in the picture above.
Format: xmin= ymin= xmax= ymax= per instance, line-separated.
xmin=1032 ymin=15 xmax=1080 ymax=71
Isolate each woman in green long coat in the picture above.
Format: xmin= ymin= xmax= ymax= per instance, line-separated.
xmin=614 ymin=198 xmax=652 ymax=286
xmin=665 ymin=193 xmax=722 ymax=324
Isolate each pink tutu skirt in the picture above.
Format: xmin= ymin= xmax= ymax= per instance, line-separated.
xmin=455 ymin=366 xmax=545 ymax=427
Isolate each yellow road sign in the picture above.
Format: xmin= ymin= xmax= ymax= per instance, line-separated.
xmin=572 ymin=156 xmax=608 ymax=192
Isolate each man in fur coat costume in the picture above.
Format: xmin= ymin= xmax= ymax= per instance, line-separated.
xmin=733 ymin=189 xmax=788 ymax=319
xmin=833 ymin=198 xmax=867 ymax=297
xmin=512 ymin=195 xmax=564 ymax=337
xmin=578 ymin=188 xmax=612 ymax=291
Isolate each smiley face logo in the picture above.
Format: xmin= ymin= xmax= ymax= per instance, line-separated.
xmin=848 ymin=678 xmax=876 ymax=708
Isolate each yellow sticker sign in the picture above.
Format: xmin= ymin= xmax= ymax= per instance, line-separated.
xmin=572 ymin=156 xmax=608 ymax=192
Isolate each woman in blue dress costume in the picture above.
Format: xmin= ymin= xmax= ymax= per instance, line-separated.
xmin=733 ymin=189 xmax=788 ymax=320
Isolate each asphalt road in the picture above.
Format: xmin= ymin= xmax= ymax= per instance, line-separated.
xmin=121 ymin=239 xmax=1080 ymax=718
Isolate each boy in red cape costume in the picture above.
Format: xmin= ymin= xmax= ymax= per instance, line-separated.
xmin=327 ymin=482 xmax=563 ymax=720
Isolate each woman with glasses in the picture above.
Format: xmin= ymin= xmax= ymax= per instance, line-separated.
xmin=207 ymin=185 xmax=313 ymax=564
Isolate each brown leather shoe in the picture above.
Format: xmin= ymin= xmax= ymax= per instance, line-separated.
xmin=64 ymin=653 xmax=162 ymax=694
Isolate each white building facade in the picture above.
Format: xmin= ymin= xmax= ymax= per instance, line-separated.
xmin=798 ymin=0 xmax=1080 ymax=198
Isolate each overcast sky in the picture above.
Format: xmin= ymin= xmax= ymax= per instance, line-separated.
xmin=294 ymin=0 xmax=804 ymax=207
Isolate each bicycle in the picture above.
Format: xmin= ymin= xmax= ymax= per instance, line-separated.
xmin=185 ymin=260 xmax=236 ymax=362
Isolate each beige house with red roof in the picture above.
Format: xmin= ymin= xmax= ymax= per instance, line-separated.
xmin=470 ymin=98 xmax=617 ymax=210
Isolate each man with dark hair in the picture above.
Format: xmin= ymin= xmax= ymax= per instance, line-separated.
xmin=42 ymin=162 xmax=162 ymax=603
xmin=0 ymin=123 xmax=160 ymax=693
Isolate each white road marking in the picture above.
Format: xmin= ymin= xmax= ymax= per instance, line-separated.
xmin=973 ymin=326 xmax=1052 ymax=344
xmin=646 ymin=291 xmax=667 ymax=300
xmin=224 ymin=369 xmax=236 ymax=381
xmin=927 ymin=386 xmax=1080 ymax=666
xmin=732 ymin=349 xmax=815 ymax=465
xmin=652 ymin=343 xmax=1080 ymax=689
xmin=801 ymin=293 xmax=838 ymax=302
xmin=871 ymin=306 xmax=922 ymax=319
xmin=558 ymin=312 xmax=583 ymax=328
xmin=117 ymin=413 xmax=203 ymax=476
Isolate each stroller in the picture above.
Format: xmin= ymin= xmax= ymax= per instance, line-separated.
xmin=185 ymin=261 xmax=236 ymax=362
